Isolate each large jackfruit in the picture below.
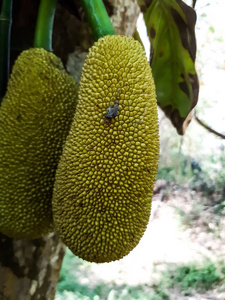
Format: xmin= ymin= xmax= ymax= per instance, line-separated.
xmin=53 ymin=35 xmax=159 ymax=263
xmin=0 ymin=48 xmax=78 ymax=239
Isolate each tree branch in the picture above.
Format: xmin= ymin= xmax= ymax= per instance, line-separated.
xmin=192 ymin=0 xmax=197 ymax=9
xmin=194 ymin=113 xmax=225 ymax=139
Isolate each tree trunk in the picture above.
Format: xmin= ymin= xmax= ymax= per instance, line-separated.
xmin=0 ymin=233 xmax=65 ymax=300
xmin=0 ymin=1 xmax=140 ymax=299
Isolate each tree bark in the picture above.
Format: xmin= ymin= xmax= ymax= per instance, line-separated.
xmin=0 ymin=1 xmax=140 ymax=299
xmin=0 ymin=233 xmax=65 ymax=300
xmin=109 ymin=0 xmax=140 ymax=36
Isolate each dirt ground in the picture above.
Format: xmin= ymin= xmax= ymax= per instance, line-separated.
xmin=71 ymin=182 xmax=225 ymax=299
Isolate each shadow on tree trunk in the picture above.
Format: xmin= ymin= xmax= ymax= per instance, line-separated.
xmin=0 ymin=232 xmax=65 ymax=300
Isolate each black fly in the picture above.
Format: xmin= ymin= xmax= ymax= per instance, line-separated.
xmin=104 ymin=102 xmax=119 ymax=120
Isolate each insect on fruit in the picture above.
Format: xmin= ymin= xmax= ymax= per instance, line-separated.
xmin=104 ymin=102 xmax=119 ymax=120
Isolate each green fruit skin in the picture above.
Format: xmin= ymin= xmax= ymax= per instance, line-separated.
xmin=0 ymin=48 xmax=78 ymax=239
xmin=53 ymin=35 xmax=159 ymax=263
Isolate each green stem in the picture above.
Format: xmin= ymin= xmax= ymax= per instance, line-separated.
xmin=34 ymin=0 xmax=58 ymax=50
xmin=0 ymin=0 xmax=13 ymax=102
xmin=80 ymin=0 xmax=115 ymax=41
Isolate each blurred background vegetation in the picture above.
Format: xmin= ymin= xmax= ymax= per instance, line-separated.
xmin=55 ymin=1 xmax=225 ymax=299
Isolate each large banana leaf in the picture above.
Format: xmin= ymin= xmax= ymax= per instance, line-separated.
xmin=138 ymin=0 xmax=199 ymax=134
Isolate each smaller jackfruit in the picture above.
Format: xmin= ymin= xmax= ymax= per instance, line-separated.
xmin=0 ymin=48 xmax=78 ymax=239
xmin=52 ymin=35 xmax=159 ymax=263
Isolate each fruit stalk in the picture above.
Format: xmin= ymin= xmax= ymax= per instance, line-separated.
xmin=34 ymin=0 xmax=58 ymax=50
xmin=80 ymin=0 xmax=115 ymax=41
xmin=0 ymin=0 xmax=13 ymax=103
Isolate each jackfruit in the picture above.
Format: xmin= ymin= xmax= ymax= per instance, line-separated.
xmin=52 ymin=35 xmax=159 ymax=263
xmin=0 ymin=48 xmax=78 ymax=239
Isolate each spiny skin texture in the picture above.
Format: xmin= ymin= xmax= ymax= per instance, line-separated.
xmin=0 ymin=48 xmax=78 ymax=239
xmin=53 ymin=35 xmax=159 ymax=263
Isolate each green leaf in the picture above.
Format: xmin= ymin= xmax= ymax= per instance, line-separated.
xmin=139 ymin=0 xmax=199 ymax=134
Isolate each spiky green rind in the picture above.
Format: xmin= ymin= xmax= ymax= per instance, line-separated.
xmin=53 ymin=35 xmax=159 ymax=262
xmin=0 ymin=48 xmax=78 ymax=239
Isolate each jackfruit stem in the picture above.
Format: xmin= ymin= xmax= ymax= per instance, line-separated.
xmin=0 ymin=0 xmax=12 ymax=103
xmin=80 ymin=0 xmax=115 ymax=41
xmin=34 ymin=0 xmax=58 ymax=50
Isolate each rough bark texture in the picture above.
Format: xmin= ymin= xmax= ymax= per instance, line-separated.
xmin=109 ymin=0 xmax=140 ymax=36
xmin=0 ymin=1 xmax=140 ymax=299
xmin=0 ymin=233 xmax=65 ymax=300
